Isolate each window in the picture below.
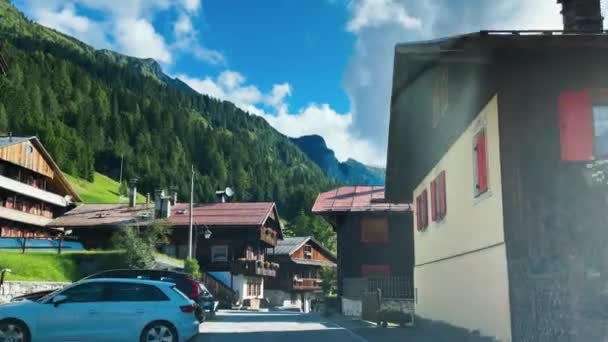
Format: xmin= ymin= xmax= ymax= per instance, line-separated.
xmin=247 ymin=280 xmax=262 ymax=297
xmin=106 ymin=282 xmax=168 ymax=302
xmin=361 ymin=265 xmax=391 ymax=278
xmin=303 ymin=245 xmax=313 ymax=259
xmin=593 ymin=105 xmax=608 ymax=157
xmin=211 ymin=245 xmax=228 ymax=262
xmin=60 ymin=283 xmax=106 ymax=303
xmin=360 ymin=217 xmax=389 ymax=243
xmin=431 ymin=171 xmax=447 ymax=221
xmin=474 ymin=129 xmax=489 ymax=196
xmin=416 ymin=189 xmax=428 ymax=231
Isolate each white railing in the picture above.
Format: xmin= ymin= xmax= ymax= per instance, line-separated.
xmin=0 ymin=174 xmax=70 ymax=207
xmin=0 ymin=206 xmax=53 ymax=227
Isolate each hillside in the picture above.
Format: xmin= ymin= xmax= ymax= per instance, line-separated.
xmin=291 ymin=135 xmax=385 ymax=186
xmin=66 ymin=172 xmax=146 ymax=204
xmin=0 ymin=0 xmax=335 ymax=240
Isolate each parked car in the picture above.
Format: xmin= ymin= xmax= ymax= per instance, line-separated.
xmin=11 ymin=269 xmax=217 ymax=321
xmin=0 ymin=278 xmax=200 ymax=342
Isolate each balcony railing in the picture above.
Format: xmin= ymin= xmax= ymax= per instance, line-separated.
xmin=0 ymin=174 xmax=70 ymax=207
xmin=230 ymin=259 xmax=279 ymax=277
xmin=260 ymin=227 xmax=278 ymax=246
xmin=292 ymin=277 xmax=322 ymax=291
xmin=0 ymin=206 xmax=53 ymax=227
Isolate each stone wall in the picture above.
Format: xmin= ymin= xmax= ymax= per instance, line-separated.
xmin=380 ymin=298 xmax=414 ymax=314
xmin=0 ymin=281 xmax=68 ymax=303
xmin=342 ymin=297 xmax=362 ymax=317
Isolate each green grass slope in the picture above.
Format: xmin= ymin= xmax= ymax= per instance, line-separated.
xmin=0 ymin=251 xmax=79 ymax=282
xmin=66 ymin=172 xmax=146 ymax=204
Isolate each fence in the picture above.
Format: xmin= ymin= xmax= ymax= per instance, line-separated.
xmin=367 ymin=276 xmax=413 ymax=299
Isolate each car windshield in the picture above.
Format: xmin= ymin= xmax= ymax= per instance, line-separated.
xmin=2 ymin=1 xmax=608 ymax=341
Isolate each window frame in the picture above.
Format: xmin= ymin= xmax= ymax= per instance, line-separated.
xmin=105 ymin=282 xmax=169 ymax=302
xmin=211 ymin=245 xmax=229 ymax=263
xmin=56 ymin=282 xmax=107 ymax=304
xmin=303 ymin=245 xmax=313 ymax=259
xmin=473 ymin=128 xmax=489 ymax=197
xmin=360 ymin=217 xmax=389 ymax=243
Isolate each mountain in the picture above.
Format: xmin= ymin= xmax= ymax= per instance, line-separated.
xmin=290 ymin=135 xmax=385 ymax=186
xmin=0 ymin=0 xmax=336 ymax=239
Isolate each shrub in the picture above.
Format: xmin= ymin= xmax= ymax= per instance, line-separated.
xmin=184 ymin=258 xmax=202 ymax=280
xmin=320 ymin=266 xmax=337 ymax=296
xmin=110 ymin=223 xmax=170 ymax=269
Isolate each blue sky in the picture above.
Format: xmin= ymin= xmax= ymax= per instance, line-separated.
xmin=14 ymin=0 xmax=566 ymax=166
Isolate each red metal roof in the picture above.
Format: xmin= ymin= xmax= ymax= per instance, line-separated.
xmin=166 ymin=202 xmax=278 ymax=227
xmin=312 ymin=186 xmax=411 ymax=214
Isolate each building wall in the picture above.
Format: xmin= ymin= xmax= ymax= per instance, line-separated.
xmin=231 ymin=274 xmax=264 ymax=303
xmin=291 ymin=243 xmax=334 ymax=264
xmin=412 ymin=96 xmax=511 ymax=341
xmin=497 ymin=48 xmax=608 ymax=341
xmin=336 ymin=213 xmax=412 ymax=298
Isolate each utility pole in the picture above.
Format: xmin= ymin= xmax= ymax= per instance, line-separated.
xmin=118 ymin=154 xmax=124 ymax=203
xmin=188 ymin=164 xmax=194 ymax=259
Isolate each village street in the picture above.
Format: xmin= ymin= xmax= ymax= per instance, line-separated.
xmin=192 ymin=310 xmax=402 ymax=342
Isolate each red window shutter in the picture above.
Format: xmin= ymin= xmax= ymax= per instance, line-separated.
xmin=476 ymin=131 xmax=488 ymax=194
xmin=422 ymin=189 xmax=428 ymax=228
xmin=558 ymin=90 xmax=593 ymax=161
xmin=430 ymin=180 xmax=437 ymax=221
xmin=439 ymin=171 xmax=447 ymax=218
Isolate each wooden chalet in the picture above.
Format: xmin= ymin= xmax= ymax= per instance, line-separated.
xmin=165 ymin=202 xmax=283 ymax=306
xmin=312 ymin=186 xmax=412 ymax=317
xmin=0 ymin=136 xmax=80 ymax=240
xmin=265 ymin=236 xmax=336 ymax=312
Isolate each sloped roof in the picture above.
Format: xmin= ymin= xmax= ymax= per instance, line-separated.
xmin=0 ymin=136 xmax=80 ymax=201
xmin=272 ymin=236 xmax=310 ymax=255
xmin=49 ymin=204 xmax=154 ymax=227
xmin=166 ymin=202 xmax=279 ymax=228
xmin=312 ymin=186 xmax=411 ymax=214
xmin=269 ymin=236 xmax=336 ymax=265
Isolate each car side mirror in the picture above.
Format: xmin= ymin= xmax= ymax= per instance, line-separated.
xmin=52 ymin=295 xmax=67 ymax=307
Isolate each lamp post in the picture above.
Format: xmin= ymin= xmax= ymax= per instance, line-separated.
xmin=188 ymin=165 xmax=194 ymax=259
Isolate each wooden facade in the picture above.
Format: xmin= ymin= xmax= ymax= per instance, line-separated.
xmin=0 ymin=141 xmax=54 ymax=178
xmin=386 ymin=33 xmax=608 ymax=341
xmin=266 ymin=237 xmax=337 ymax=293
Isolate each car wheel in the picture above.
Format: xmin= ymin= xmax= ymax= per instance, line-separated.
xmin=0 ymin=319 xmax=31 ymax=342
xmin=140 ymin=321 xmax=177 ymax=342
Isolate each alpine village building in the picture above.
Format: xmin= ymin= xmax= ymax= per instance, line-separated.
xmin=51 ymin=190 xmax=284 ymax=307
xmin=385 ymin=0 xmax=608 ymax=340
xmin=0 ymin=136 xmax=80 ymax=248
xmin=265 ymin=236 xmax=337 ymax=313
xmin=312 ymin=186 xmax=411 ymax=317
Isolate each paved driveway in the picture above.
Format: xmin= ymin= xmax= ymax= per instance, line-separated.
xmin=192 ymin=310 xmax=367 ymax=342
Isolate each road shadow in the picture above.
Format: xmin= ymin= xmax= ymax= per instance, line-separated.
xmin=213 ymin=311 xmax=335 ymax=326
xmin=191 ymin=328 xmax=363 ymax=342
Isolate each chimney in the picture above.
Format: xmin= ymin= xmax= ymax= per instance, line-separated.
xmin=8 ymin=132 xmax=11 ymax=142
xmin=145 ymin=193 xmax=150 ymax=205
xmin=160 ymin=197 xmax=172 ymax=218
xmin=215 ymin=190 xmax=227 ymax=203
xmin=128 ymin=178 xmax=138 ymax=208
xmin=559 ymin=0 xmax=604 ymax=32
xmin=169 ymin=185 xmax=178 ymax=205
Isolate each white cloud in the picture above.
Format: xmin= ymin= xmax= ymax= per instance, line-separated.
xmin=178 ymin=71 xmax=382 ymax=165
xmin=182 ymin=0 xmax=201 ymax=14
xmin=344 ymin=0 xmax=564 ymax=165
xmin=347 ymin=0 xmax=422 ymax=32
xmin=33 ymin=3 xmax=111 ymax=49
xmin=114 ymin=17 xmax=172 ymax=63
xmin=262 ymin=104 xmax=382 ymax=165
xmin=174 ymin=14 xmax=193 ymax=37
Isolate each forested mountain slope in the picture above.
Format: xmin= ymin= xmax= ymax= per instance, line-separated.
xmin=0 ymin=0 xmax=335 ymax=238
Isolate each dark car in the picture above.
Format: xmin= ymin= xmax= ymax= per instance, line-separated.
xmin=11 ymin=269 xmax=217 ymax=321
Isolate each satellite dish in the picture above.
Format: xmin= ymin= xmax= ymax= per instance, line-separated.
xmin=225 ymin=187 xmax=234 ymax=197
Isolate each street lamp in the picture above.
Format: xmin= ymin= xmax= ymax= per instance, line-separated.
xmin=203 ymin=226 xmax=212 ymax=240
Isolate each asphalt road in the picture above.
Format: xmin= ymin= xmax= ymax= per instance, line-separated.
xmin=192 ymin=310 xmax=369 ymax=342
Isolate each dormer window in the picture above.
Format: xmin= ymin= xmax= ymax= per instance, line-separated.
xmin=303 ymin=245 xmax=312 ymax=259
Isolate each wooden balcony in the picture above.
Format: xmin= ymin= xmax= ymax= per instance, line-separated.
xmin=292 ymin=278 xmax=323 ymax=291
xmin=0 ymin=174 xmax=70 ymax=207
xmin=260 ymin=227 xmax=278 ymax=246
xmin=230 ymin=259 xmax=279 ymax=278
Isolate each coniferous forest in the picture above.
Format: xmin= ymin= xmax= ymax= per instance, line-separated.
xmin=0 ymin=0 xmax=337 ymax=249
